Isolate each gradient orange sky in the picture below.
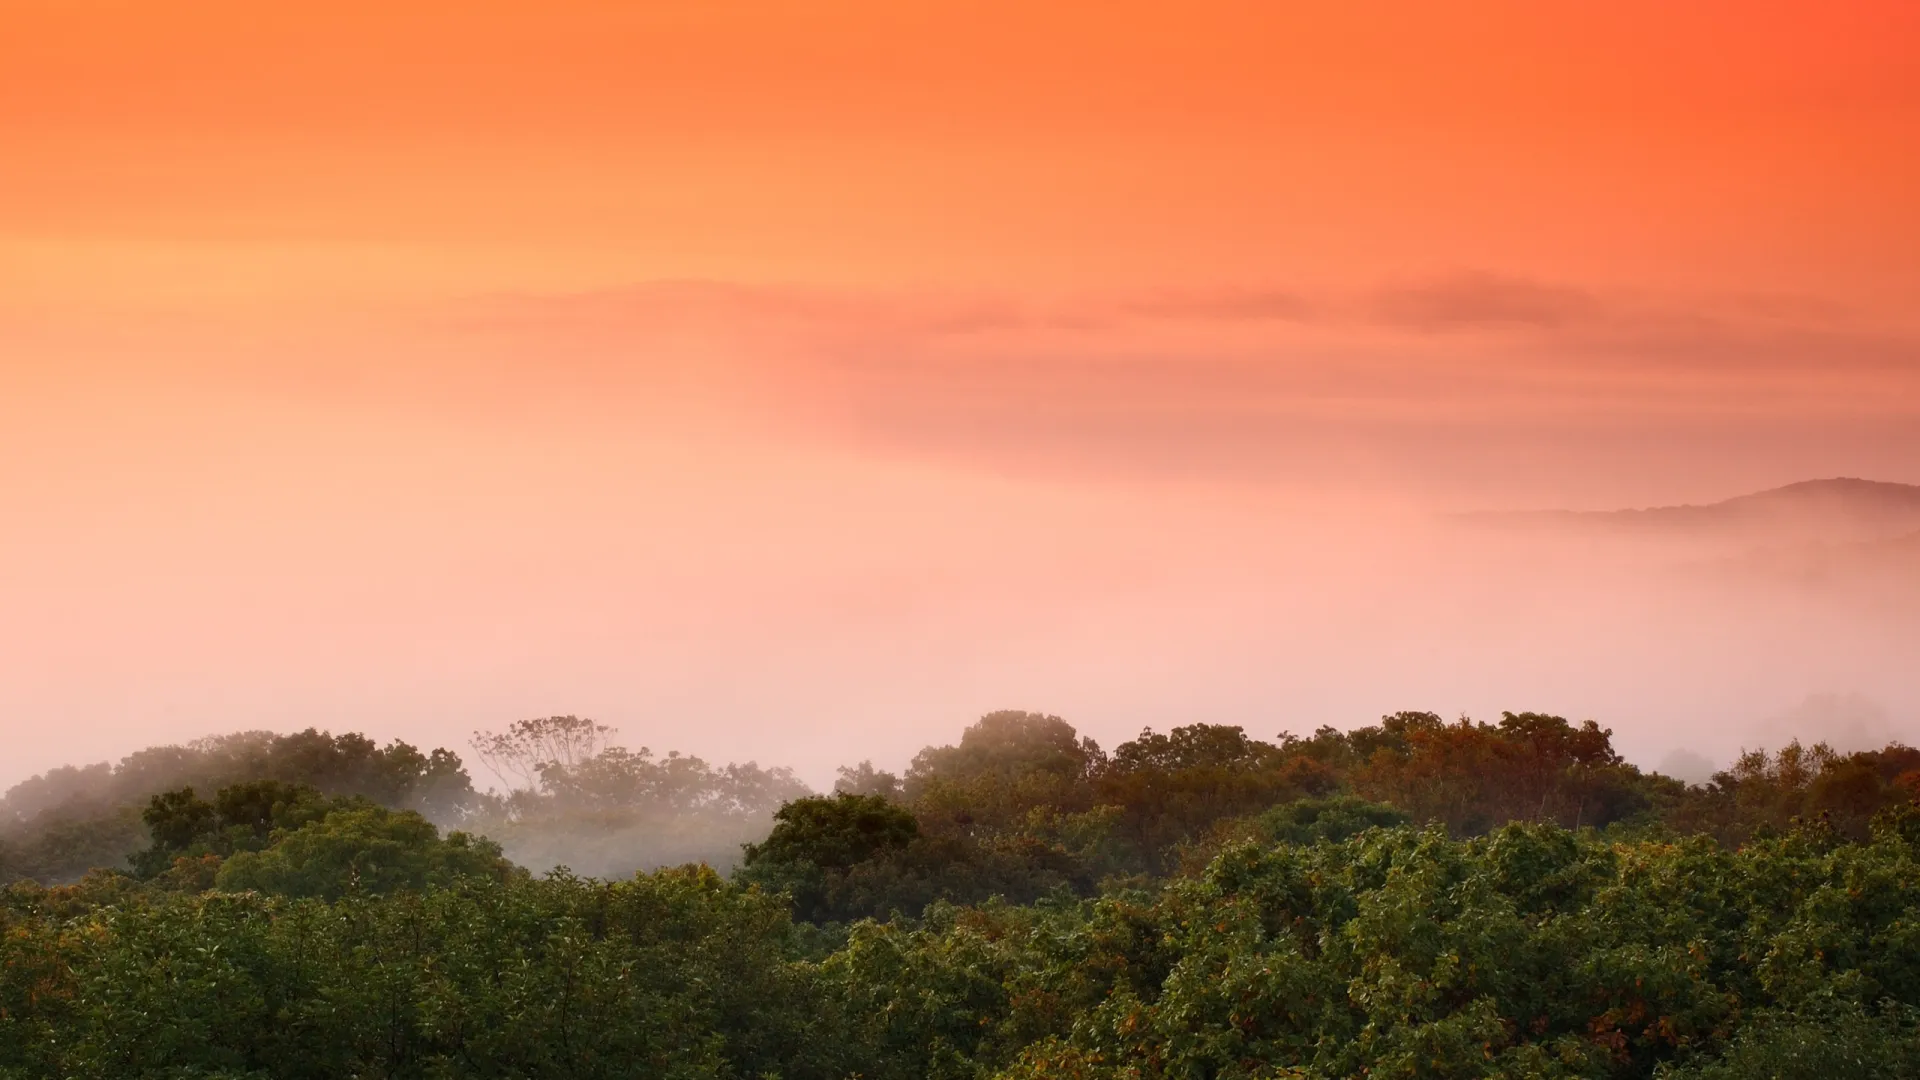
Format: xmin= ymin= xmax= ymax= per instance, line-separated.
xmin=4 ymin=1 xmax=1919 ymax=783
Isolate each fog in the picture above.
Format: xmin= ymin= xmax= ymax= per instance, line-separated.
xmin=4 ymin=291 xmax=1918 ymax=796
xmin=5 ymin=404 xmax=1915 ymax=794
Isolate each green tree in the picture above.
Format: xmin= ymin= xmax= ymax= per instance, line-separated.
xmin=216 ymin=806 xmax=513 ymax=900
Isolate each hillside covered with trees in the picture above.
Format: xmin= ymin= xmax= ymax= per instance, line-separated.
xmin=5 ymin=709 xmax=1920 ymax=1078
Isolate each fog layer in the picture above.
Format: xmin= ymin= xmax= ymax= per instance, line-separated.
xmin=4 ymin=292 xmax=1917 ymax=788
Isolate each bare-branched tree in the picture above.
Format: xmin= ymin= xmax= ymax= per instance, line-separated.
xmin=469 ymin=715 xmax=615 ymax=792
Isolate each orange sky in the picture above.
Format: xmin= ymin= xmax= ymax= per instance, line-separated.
xmin=6 ymin=0 xmax=1918 ymax=299
xmin=4 ymin=0 xmax=1919 ymax=783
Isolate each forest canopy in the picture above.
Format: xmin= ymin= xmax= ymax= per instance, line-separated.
xmin=5 ymin=708 xmax=1920 ymax=1078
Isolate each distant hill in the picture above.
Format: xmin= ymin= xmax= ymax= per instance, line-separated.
xmin=1459 ymin=478 xmax=1920 ymax=544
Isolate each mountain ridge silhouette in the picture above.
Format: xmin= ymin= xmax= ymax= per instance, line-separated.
xmin=1458 ymin=478 xmax=1920 ymax=539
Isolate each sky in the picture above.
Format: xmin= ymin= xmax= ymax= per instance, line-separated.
xmin=4 ymin=0 xmax=1919 ymax=787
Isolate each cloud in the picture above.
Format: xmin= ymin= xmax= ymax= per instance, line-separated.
xmin=1371 ymin=271 xmax=1602 ymax=332
xmin=40 ymin=272 xmax=1902 ymax=500
xmin=1119 ymin=288 xmax=1316 ymax=323
xmin=451 ymin=281 xmax=1094 ymax=339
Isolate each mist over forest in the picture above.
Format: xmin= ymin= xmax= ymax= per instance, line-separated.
xmin=5 ymin=480 xmax=1920 ymax=1077
xmin=6 ymin=476 xmax=1917 ymax=806
xmin=9 ymin=695 xmax=1920 ymax=1077
xmin=7 ymin=476 xmax=1917 ymax=885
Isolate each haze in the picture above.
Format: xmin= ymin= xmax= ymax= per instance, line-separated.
xmin=5 ymin=0 xmax=1918 ymax=790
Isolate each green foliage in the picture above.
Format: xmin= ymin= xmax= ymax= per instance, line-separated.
xmin=746 ymin=792 xmax=919 ymax=870
xmin=3 ymin=729 xmax=476 ymax=885
xmin=6 ymin=729 xmax=476 ymax=827
xmin=1655 ymin=1002 xmax=1920 ymax=1078
xmin=1098 ymin=724 xmax=1342 ymax=872
xmin=740 ymin=711 xmax=1687 ymax=923
xmin=131 ymin=781 xmax=339 ymax=878
xmin=1 ymin=869 xmax=824 ymax=1079
xmin=927 ymin=815 xmax=1920 ymax=1080
xmin=141 ymin=786 xmax=219 ymax=853
xmin=9 ymin=711 xmax=1920 ymax=1077
xmin=6 ymin=808 xmax=1920 ymax=1077
xmin=1252 ymin=794 xmax=1412 ymax=844
xmin=215 ymin=806 xmax=515 ymax=900
xmin=902 ymin=711 xmax=1106 ymax=842
xmin=907 ymin=710 xmax=1104 ymax=794
xmin=116 ymin=780 xmax=515 ymax=901
xmin=0 ymin=804 xmax=148 ymax=886
xmin=739 ymin=791 xmax=1095 ymax=924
